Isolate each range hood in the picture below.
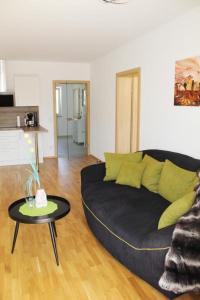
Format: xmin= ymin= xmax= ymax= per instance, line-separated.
xmin=0 ymin=60 xmax=14 ymax=106
xmin=0 ymin=59 xmax=13 ymax=94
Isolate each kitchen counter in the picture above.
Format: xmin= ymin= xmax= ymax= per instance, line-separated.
xmin=22 ymin=125 xmax=47 ymax=132
xmin=0 ymin=125 xmax=47 ymax=132
xmin=0 ymin=127 xmax=21 ymax=131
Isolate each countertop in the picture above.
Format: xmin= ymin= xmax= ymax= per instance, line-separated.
xmin=0 ymin=125 xmax=47 ymax=132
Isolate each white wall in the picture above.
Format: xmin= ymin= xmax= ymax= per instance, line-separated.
xmin=6 ymin=61 xmax=90 ymax=157
xmin=91 ymin=7 xmax=200 ymax=160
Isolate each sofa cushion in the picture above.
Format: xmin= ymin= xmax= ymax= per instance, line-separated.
xmin=158 ymin=191 xmax=196 ymax=230
xmin=116 ymin=161 xmax=145 ymax=188
xmin=158 ymin=160 xmax=198 ymax=203
xmin=142 ymin=154 xmax=164 ymax=193
xmin=104 ymin=152 xmax=143 ymax=181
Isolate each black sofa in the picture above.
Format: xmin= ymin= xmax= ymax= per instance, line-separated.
xmin=81 ymin=149 xmax=200 ymax=299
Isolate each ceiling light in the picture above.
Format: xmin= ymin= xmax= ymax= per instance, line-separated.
xmin=101 ymin=0 xmax=128 ymax=4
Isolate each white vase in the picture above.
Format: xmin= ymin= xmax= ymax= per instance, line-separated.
xmin=35 ymin=189 xmax=47 ymax=208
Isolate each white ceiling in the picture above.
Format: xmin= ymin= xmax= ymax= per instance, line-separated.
xmin=0 ymin=0 xmax=199 ymax=62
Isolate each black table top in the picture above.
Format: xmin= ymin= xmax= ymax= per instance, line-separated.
xmin=8 ymin=195 xmax=70 ymax=224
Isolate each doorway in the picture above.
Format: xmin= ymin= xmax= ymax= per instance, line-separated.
xmin=53 ymin=81 xmax=90 ymax=159
xmin=116 ymin=68 xmax=140 ymax=153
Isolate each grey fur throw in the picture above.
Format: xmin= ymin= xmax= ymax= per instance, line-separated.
xmin=159 ymin=191 xmax=200 ymax=294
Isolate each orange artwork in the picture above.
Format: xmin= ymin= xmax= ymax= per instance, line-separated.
xmin=174 ymin=56 xmax=200 ymax=106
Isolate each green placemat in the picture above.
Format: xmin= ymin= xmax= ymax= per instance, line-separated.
xmin=19 ymin=201 xmax=58 ymax=217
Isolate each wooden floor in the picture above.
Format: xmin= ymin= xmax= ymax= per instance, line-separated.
xmin=0 ymin=156 xmax=199 ymax=300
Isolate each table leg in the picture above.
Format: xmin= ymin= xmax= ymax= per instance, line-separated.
xmin=11 ymin=222 xmax=20 ymax=254
xmin=48 ymin=222 xmax=59 ymax=265
xmin=52 ymin=222 xmax=57 ymax=238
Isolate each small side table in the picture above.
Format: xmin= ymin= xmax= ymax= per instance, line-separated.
xmin=8 ymin=195 xmax=70 ymax=265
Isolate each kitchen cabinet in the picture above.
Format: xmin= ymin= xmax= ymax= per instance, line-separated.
xmin=0 ymin=131 xmax=23 ymax=166
xmin=0 ymin=129 xmax=44 ymax=166
xmin=0 ymin=131 xmax=20 ymax=165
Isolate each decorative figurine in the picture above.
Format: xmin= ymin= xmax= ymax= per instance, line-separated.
xmin=35 ymin=188 xmax=47 ymax=208
xmin=25 ymin=162 xmax=47 ymax=208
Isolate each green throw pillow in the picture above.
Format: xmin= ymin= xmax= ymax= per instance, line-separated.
xmin=104 ymin=152 xmax=143 ymax=181
xmin=158 ymin=191 xmax=196 ymax=230
xmin=158 ymin=160 xmax=198 ymax=203
xmin=142 ymin=155 xmax=164 ymax=193
xmin=116 ymin=161 xmax=145 ymax=188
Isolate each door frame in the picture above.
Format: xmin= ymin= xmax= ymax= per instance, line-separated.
xmin=115 ymin=68 xmax=141 ymax=152
xmin=52 ymin=80 xmax=90 ymax=157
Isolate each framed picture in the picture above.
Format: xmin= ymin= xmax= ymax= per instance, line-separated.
xmin=174 ymin=56 xmax=200 ymax=106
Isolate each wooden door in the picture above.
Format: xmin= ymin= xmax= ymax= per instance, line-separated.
xmin=130 ymin=73 xmax=140 ymax=152
xmin=116 ymin=69 xmax=140 ymax=153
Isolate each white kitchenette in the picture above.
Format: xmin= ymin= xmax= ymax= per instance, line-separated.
xmin=0 ymin=106 xmax=47 ymax=167
xmin=0 ymin=60 xmax=47 ymax=167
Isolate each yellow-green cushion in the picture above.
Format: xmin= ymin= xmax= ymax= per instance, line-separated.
xmin=116 ymin=161 xmax=145 ymax=188
xmin=104 ymin=152 xmax=143 ymax=181
xmin=142 ymin=155 xmax=164 ymax=193
xmin=158 ymin=191 xmax=196 ymax=229
xmin=158 ymin=160 xmax=198 ymax=203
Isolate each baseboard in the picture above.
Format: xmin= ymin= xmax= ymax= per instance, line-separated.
xmin=44 ymin=154 xmax=102 ymax=163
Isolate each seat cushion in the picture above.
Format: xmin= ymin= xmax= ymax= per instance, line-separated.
xmin=82 ymin=181 xmax=171 ymax=248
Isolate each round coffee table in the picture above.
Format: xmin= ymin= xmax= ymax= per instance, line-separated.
xmin=8 ymin=195 xmax=70 ymax=265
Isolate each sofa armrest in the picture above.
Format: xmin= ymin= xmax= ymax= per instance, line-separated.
xmin=81 ymin=163 xmax=106 ymax=187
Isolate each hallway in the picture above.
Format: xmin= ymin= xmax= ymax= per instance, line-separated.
xmin=58 ymin=136 xmax=87 ymax=159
